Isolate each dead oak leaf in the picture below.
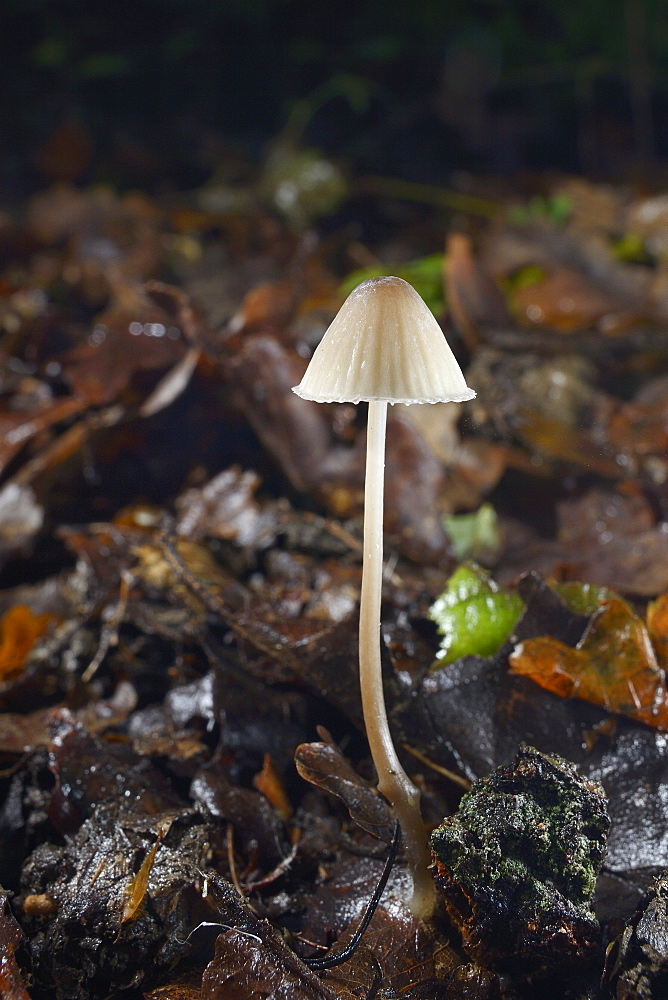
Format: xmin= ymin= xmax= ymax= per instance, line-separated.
xmin=509 ymin=596 xmax=668 ymax=729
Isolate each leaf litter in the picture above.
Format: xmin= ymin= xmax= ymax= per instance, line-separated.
xmin=0 ymin=172 xmax=667 ymax=999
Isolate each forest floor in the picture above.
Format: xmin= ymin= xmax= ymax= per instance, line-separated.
xmin=1 ymin=161 xmax=668 ymax=999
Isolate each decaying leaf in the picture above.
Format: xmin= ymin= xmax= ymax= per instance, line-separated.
xmin=253 ymin=753 xmax=293 ymax=819
xmin=509 ymin=595 xmax=668 ymax=729
xmin=121 ymin=821 xmax=171 ymax=923
xmin=294 ymin=739 xmax=394 ymax=843
xmin=201 ymin=928 xmax=338 ymax=1000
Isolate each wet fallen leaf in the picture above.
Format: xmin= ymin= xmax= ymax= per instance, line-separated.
xmin=201 ymin=927 xmax=338 ymax=1000
xmin=0 ymin=393 xmax=86 ymax=477
xmin=191 ymin=767 xmax=289 ymax=868
xmin=0 ymin=707 xmax=55 ymax=754
xmin=63 ymin=284 xmax=187 ymax=406
xmin=384 ymin=411 xmax=450 ymax=565
xmin=515 ymin=409 xmax=622 ymax=477
xmin=48 ymin=714 xmax=182 ymax=833
xmin=144 ymin=971 xmax=205 ymax=1000
xmin=294 ymin=740 xmax=394 ymax=843
xmin=509 ymin=596 xmax=668 ymax=729
xmin=229 ymin=333 xmax=332 ymax=495
xmin=298 ymin=852 xmax=454 ymax=997
xmin=503 ymin=488 xmax=668 ymax=596
xmin=175 ymin=466 xmax=281 ymax=550
xmin=228 ymin=279 xmax=297 ymax=334
xmin=121 ymin=821 xmax=171 ymax=923
xmin=140 ymin=346 xmax=201 ymax=417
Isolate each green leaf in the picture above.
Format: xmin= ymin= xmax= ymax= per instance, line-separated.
xmin=555 ymin=581 xmax=620 ymax=617
xmin=507 ymin=193 xmax=572 ymax=227
xmin=443 ymin=503 xmax=501 ymax=562
xmin=429 ymin=563 xmax=524 ymax=666
xmin=339 ymin=253 xmax=445 ymax=314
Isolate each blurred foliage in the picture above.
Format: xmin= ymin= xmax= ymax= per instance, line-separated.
xmin=340 ymin=254 xmax=445 ymax=313
xmin=443 ymin=503 xmax=502 ymax=564
xmin=611 ymin=231 xmax=653 ymax=263
xmin=507 ymin=194 xmax=574 ymax=227
xmin=2 ymin=0 xmax=668 ymax=190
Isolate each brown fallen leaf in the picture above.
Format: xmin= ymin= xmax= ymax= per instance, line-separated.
xmin=515 ymin=410 xmax=622 ymax=478
xmin=63 ymin=283 xmax=187 ymax=406
xmin=0 ymin=393 xmax=87 ymax=478
xmin=175 ymin=466 xmax=280 ymax=550
xmin=253 ymin=753 xmax=293 ymax=820
xmin=326 ymin=896 xmax=442 ymax=995
xmin=445 ymin=232 xmax=511 ymax=352
xmin=144 ymin=970 xmax=204 ymax=1000
xmin=121 ymin=820 xmax=172 ymax=923
xmin=607 ymin=394 xmax=668 ymax=460
xmin=140 ymin=346 xmax=201 ymax=417
xmin=228 ymin=333 xmax=332 ymax=494
xmin=228 ymin=279 xmax=297 ymax=334
xmin=514 ymin=267 xmax=639 ymax=334
xmin=509 ymin=596 xmax=668 ymax=729
xmin=0 ymin=604 xmax=56 ymax=681
xmin=501 ymin=488 xmax=668 ymax=596
xmin=0 ymin=707 xmax=56 ymax=754
xmin=295 ymin=740 xmax=394 ymax=844
xmin=201 ymin=927 xmax=338 ymax=1000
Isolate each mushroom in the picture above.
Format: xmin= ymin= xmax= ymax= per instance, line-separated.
xmin=293 ymin=275 xmax=475 ymax=917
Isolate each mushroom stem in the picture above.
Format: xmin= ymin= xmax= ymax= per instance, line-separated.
xmin=359 ymin=400 xmax=436 ymax=919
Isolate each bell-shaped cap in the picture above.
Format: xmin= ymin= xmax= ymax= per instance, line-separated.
xmin=292 ymin=276 xmax=475 ymax=405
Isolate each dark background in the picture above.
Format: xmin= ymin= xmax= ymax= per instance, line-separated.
xmin=1 ymin=0 xmax=667 ymax=197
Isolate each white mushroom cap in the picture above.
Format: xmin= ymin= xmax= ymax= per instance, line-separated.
xmin=292 ymin=275 xmax=476 ymax=405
